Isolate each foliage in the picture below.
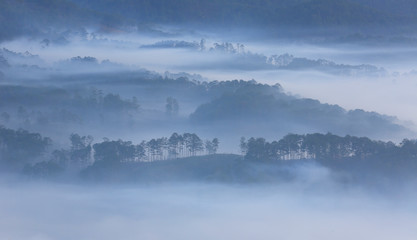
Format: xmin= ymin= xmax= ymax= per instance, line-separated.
xmin=22 ymin=161 xmax=64 ymax=179
xmin=94 ymin=140 xmax=144 ymax=163
xmin=243 ymin=133 xmax=417 ymax=163
xmin=165 ymin=97 xmax=179 ymax=116
xmin=205 ymin=138 xmax=219 ymax=155
xmin=0 ymin=126 xmax=51 ymax=169
xmin=190 ymin=84 xmax=406 ymax=138
xmin=69 ymin=133 xmax=93 ymax=168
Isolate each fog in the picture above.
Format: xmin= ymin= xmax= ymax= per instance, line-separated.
xmin=2 ymin=1 xmax=417 ymax=239
xmin=2 ymin=30 xmax=417 ymax=149
xmin=1 ymin=180 xmax=416 ymax=240
xmin=280 ymin=75 xmax=417 ymax=131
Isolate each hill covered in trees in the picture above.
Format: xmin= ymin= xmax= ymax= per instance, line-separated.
xmin=1 ymin=125 xmax=416 ymax=185
xmin=189 ymin=82 xmax=408 ymax=140
xmin=242 ymin=133 xmax=417 ymax=181
xmin=0 ymin=126 xmax=51 ymax=171
xmin=10 ymin=129 xmax=220 ymax=179
xmin=0 ymin=74 xmax=411 ymax=143
xmin=243 ymin=133 xmax=417 ymax=163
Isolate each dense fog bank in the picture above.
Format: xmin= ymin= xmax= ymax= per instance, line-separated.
xmin=0 ymin=182 xmax=416 ymax=240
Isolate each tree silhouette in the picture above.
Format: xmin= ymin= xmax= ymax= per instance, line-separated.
xmin=165 ymin=97 xmax=179 ymax=116
xmin=69 ymin=133 xmax=93 ymax=168
xmin=168 ymin=133 xmax=181 ymax=158
xmin=240 ymin=137 xmax=248 ymax=155
xmin=0 ymin=126 xmax=51 ymax=169
xmin=93 ymin=140 xmax=144 ymax=163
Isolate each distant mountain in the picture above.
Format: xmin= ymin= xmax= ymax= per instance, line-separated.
xmin=1 ymin=0 xmax=417 ymax=41
xmin=137 ymin=41 xmax=386 ymax=76
xmin=351 ymin=0 xmax=417 ymax=19
xmin=0 ymin=0 xmax=112 ymax=41
xmin=283 ymin=0 xmax=397 ymax=26
xmin=68 ymin=0 xmax=402 ymax=26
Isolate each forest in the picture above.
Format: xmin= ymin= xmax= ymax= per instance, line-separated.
xmin=242 ymin=133 xmax=417 ymax=162
xmin=1 ymin=125 xmax=416 ymax=184
xmin=0 ymin=126 xmax=219 ymax=179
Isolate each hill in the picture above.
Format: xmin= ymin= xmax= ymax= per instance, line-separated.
xmin=190 ymin=82 xmax=409 ymax=140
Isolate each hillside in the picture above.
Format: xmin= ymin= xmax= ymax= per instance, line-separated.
xmin=190 ymin=82 xmax=409 ymax=140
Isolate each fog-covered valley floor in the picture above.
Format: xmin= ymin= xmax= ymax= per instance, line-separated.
xmin=1 ymin=181 xmax=417 ymax=240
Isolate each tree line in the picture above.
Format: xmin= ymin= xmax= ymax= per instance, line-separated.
xmin=241 ymin=133 xmax=417 ymax=162
xmin=25 ymin=132 xmax=219 ymax=176
xmin=0 ymin=125 xmax=220 ymax=176
xmin=142 ymin=132 xmax=219 ymax=161
xmin=0 ymin=126 xmax=51 ymax=170
xmin=3 ymin=124 xmax=417 ymax=179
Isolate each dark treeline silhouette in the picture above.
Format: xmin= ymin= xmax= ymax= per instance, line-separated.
xmin=0 ymin=72 xmax=409 ymax=143
xmin=242 ymin=133 xmax=417 ymax=178
xmin=0 ymin=85 xmax=140 ymax=133
xmin=0 ymin=86 xmax=139 ymax=113
xmin=89 ymin=132 xmax=217 ymax=164
xmin=243 ymin=133 xmax=417 ymax=162
xmin=3 ymin=125 xmax=417 ymax=182
xmin=127 ymin=132 xmax=218 ymax=161
xmin=0 ymin=126 xmax=51 ymax=170
xmin=16 ymin=129 xmax=219 ymax=178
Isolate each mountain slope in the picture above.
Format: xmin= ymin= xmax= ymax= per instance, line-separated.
xmin=190 ymin=82 xmax=409 ymax=140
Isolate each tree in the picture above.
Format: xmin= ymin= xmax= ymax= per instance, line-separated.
xmin=191 ymin=134 xmax=204 ymax=156
xmin=212 ymin=138 xmax=219 ymax=154
xmin=0 ymin=126 xmax=51 ymax=169
xmin=69 ymin=133 xmax=93 ymax=168
xmin=205 ymin=140 xmax=213 ymax=155
xmin=70 ymin=134 xmax=93 ymax=150
xmin=183 ymin=133 xmax=203 ymax=156
xmin=240 ymin=137 xmax=248 ymax=155
xmin=205 ymin=138 xmax=219 ymax=155
xmin=23 ymin=161 xmax=63 ymax=179
xmin=165 ymin=97 xmax=179 ymax=116
xmin=245 ymin=137 xmax=268 ymax=161
xmin=147 ymin=139 xmax=159 ymax=161
xmin=93 ymin=140 xmax=144 ymax=163
xmin=168 ymin=133 xmax=181 ymax=158
xmin=50 ymin=149 xmax=70 ymax=167
xmin=400 ymin=139 xmax=417 ymax=159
